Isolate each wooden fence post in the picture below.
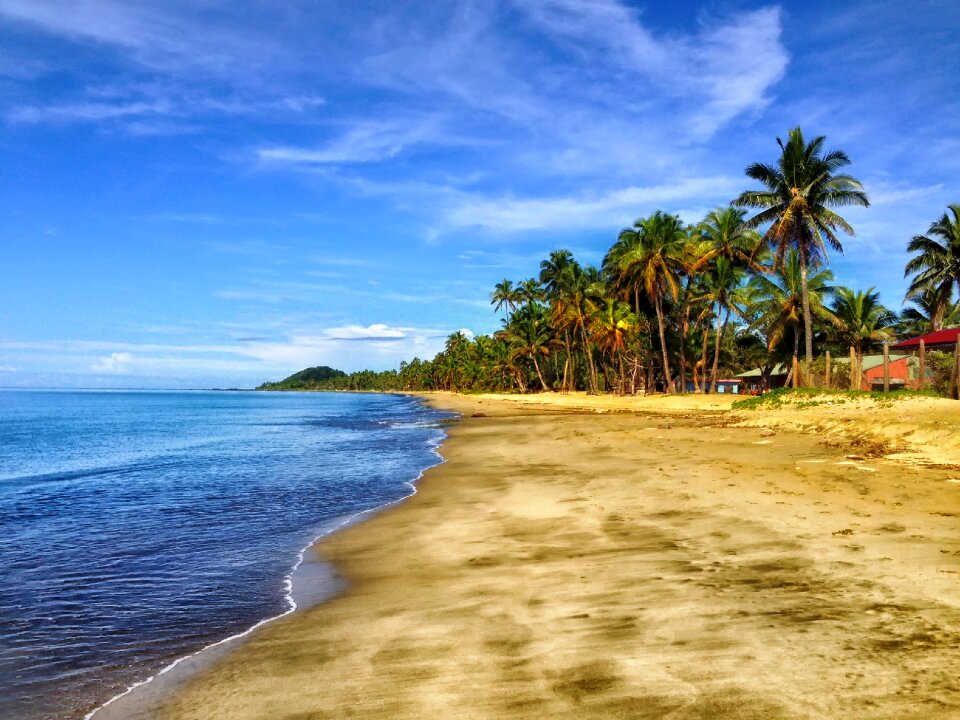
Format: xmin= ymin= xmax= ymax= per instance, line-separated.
xmin=919 ymin=338 xmax=926 ymax=391
xmin=953 ymin=337 xmax=960 ymax=400
xmin=882 ymin=341 xmax=890 ymax=393
xmin=825 ymin=350 xmax=831 ymax=389
xmin=849 ymin=346 xmax=858 ymax=390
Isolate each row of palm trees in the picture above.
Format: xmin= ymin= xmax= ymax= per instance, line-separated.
xmin=317 ymin=129 xmax=960 ymax=395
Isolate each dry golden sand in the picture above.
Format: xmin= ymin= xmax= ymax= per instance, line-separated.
xmin=158 ymin=393 xmax=960 ymax=719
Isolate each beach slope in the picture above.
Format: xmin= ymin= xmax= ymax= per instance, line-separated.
xmin=159 ymin=394 xmax=960 ymax=719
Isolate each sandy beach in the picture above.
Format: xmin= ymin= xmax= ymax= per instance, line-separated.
xmin=155 ymin=392 xmax=960 ymax=719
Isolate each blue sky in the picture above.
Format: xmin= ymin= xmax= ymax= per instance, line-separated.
xmin=1 ymin=0 xmax=958 ymax=388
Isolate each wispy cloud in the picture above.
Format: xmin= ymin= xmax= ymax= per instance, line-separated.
xmin=8 ymin=99 xmax=173 ymax=123
xmin=91 ymin=351 xmax=132 ymax=373
xmin=257 ymin=118 xmax=449 ymax=166
xmin=0 ymin=0 xmax=282 ymax=78
xmin=1 ymin=322 xmax=457 ymax=381
xmin=440 ymin=176 xmax=741 ymax=232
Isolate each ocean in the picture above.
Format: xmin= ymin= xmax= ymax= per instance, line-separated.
xmin=0 ymin=390 xmax=452 ymax=720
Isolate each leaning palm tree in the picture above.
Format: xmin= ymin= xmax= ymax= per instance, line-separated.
xmin=904 ymin=204 xmax=960 ymax=331
xmin=830 ymin=287 xmax=897 ymax=363
xmin=734 ymin=127 xmax=869 ymax=378
xmin=615 ymin=211 xmax=688 ymax=393
xmin=897 ymin=287 xmax=960 ymax=336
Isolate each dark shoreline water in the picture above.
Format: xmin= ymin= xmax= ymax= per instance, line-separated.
xmin=0 ymin=390 xmax=451 ymax=720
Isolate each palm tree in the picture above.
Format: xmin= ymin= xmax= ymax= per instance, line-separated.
xmin=830 ymin=287 xmax=896 ymax=363
xmin=904 ymin=204 xmax=960 ymax=331
xmin=589 ymin=299 xmax=637 ymax=393
xmin=517 ymin=278 xmax=545 ymax=309
xmin=696 ymin=207 xmax=763 ymax=271
xmin=747 ymin=250 xmax=836 ymax=386
xmin=701 ymin=256 xmax=747 ymax=393
xmin=897 ymin=287 xmax=960 ymax=336
xmin=491 ymin=279 xmax=518 ymax=315
xmin=615 ymin=211 xmax=688 ymax=393
xmin=501 ymin=304 xmax=553 ymax=391
xmin=540 ymin=250 xmax=577 ymax=390
xmin=734 ymin=127 xmax=869 ymax=377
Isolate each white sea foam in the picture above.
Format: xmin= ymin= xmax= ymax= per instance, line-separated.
xmin=85 ymin=409 xmax=453 ymax=720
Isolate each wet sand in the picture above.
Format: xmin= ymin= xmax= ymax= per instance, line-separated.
xmin=157 ymin=394 xmax=960 ymax=719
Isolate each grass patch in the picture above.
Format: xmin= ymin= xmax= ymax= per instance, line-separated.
xmin=732 ymin=387 xmax=944 ymax=411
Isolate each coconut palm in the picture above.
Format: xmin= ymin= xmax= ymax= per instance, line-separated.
xmin=701 ymin=256 xmax=747 ymax=392
xmin=830 ymin=287 xmax=896 ymax=362
xmin=501 ymin=304 xmax=553 ymax=391
xmin=517 ymin=277 xmax=545 ymax=309
xmin=540 ymin=250 xmax=577 ymax=390
xmin=589 ymin=298 xmax=637 ymax=388
xmin=696 ymin=206 xmax=763 ymax=271
xmin=491 ymin=279 xmax=518 ymax=315
xmin=614 ymin=211 xmax=688 ymax=393
xmin=734 ymin=127 xmax=869 ymax=377
xmin=747 ymin=250 xmax=837 ymax=386
xmin=897 ymin=287 xmax=960 ymax=336
xmin=904 ymin=204 xmax=960 ymax=331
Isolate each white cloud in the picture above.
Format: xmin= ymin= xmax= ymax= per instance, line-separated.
xmin=2 ymin=323 xmax=455 ymax=382
xmin=91 ymin=352 xmax=132 ymax=373
xmin=441 ymin=176 xmax=741 ymax=232
xmin=258 ymin=118 xmax=447 ymax=165
xmin=865 ymin=182 xmax=945 ymax=207
xmin=8 ymin=99 xmax=173 ymax=123
xmin=0 ymin=0 xmax=279 ymax=77
xmin=322 ymin=324 xmax=408 ymax=340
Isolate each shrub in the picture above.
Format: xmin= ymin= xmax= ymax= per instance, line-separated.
xmin=926 ymin=351 xmax=955 ymax=396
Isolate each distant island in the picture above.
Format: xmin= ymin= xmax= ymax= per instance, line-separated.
xmin=256 ymin=366 xmax=348 ymax=391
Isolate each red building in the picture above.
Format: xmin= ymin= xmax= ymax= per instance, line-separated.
xmin=892 ymin=327 xmax=960 ymax=353
xmin=856 ymin=354 xmax=915 ymax=391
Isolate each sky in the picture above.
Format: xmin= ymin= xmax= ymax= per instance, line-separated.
xmin=1 ymin=0 xmax=958 ymax=388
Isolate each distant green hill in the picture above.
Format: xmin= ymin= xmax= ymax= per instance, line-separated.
xmin=256 ymin=366 xmax=348 ymax=390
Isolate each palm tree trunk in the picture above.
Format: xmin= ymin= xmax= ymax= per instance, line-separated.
xmin=562 ymin=330 xmax=572 ymax=391
xmin=709 ymin=305 xmax=723 ymax=393
xmin=654 ymin=295 xmax=672 ymax=394
xmin=678 ymin=315 xmax=689 ymax=394
xmin=532 ymin=355 xmax=548 ymax=391
xmin=799 ymin=249 xmax=814 ymax=385
xmin=699 ymin=326 xmax=709 ymax=393
xmin=617 ymin=352 xmax=626 ymax=395
xmin=785 ymin=326 xmax=801 ymax=387
xmin=580 ymin=323 xmax=599 ymax=394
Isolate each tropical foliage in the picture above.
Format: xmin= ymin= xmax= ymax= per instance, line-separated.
xmin=258 ymin=131 xmax=960 ymax=398
xmin=904 ymin=204 xmax=960 ymax=331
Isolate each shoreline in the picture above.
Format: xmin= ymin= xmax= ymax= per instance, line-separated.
xmin=153 ymin=393 xmax=960 ymax=718
xmin=84 ymin=402 xmax=452 ymax=720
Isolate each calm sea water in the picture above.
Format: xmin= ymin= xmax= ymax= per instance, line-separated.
xmin=0 ymin=390 xmax=451 ymax=720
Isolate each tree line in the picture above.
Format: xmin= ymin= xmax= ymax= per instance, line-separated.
xmin=265 ymin=128 xmax=960 ymax=395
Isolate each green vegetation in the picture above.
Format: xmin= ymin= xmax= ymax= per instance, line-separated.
xmin=255 ymin=128 xmax=960 ymax=398
xmin=257 ymin=366 xmax=346 ymax=390
xmin=731 ymin=387 xmax=943 ymax=411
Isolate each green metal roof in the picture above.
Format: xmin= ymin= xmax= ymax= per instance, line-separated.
xmin=736 ymin=363 xmax=788 ymax=378
xmin=735 ymin=354 xmax=911 ymax=378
